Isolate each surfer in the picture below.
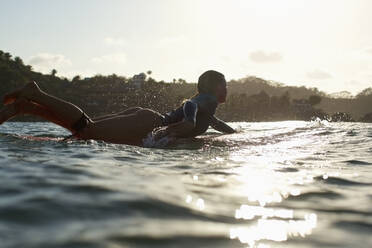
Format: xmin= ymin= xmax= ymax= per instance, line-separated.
xmin=0 ymin=70 xmax=235 ymax=145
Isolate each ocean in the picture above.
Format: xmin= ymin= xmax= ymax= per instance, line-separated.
xmin=0 ymin=121 xmax=371 ymax=248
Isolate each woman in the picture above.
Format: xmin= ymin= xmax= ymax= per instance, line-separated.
xmin=0 ymin=70 xmax=235 ymax=145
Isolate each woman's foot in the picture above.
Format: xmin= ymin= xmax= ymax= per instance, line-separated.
xmin=3 ymin=81 xmax=42 ymax=105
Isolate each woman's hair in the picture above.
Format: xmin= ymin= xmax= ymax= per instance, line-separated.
xmin=197 ymin=70 xmax=226 ymax=95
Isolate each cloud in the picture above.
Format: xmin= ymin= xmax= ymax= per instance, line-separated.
xmin=104 ymin=37 xmax=126 ymax=47
xmin=29 ymin=53 xmax=71 ymax=67
xmin=249 ymin=50 xmax=283 ymax=63
xmin=91 ymin=53 xmax=127 ymax=64
xmin=28 ymin=53 xmax=72 ymax=74
xmin=306 ymin=69 xmax=332 ymax=80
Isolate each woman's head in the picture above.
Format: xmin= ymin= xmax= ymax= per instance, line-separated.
xmin=197 ymin=70 xmax=227 ymax=103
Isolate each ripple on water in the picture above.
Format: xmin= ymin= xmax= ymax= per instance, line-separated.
xmin=275 ymin=167 xmax=299 ymax=173
xmin=344 ymin=160 xmax=372 ymax=166
xmin=333 ymin=220 xmax=372 ymax=233
xmin=108 ymin=234 xmax=242 ymax=248
xmin=314 ymin=176 xmax=372 ymax=186
xmin=70 ymin=153 xmax=94 ymax=159
xmin=62 ymin=184 xmax=117 ymax=194
xmin=170 ymin=165 xmax=194 ymax=170
xmin=113 ymin=156 xmax=139 ymax=162
xmin=288 ymin=190 xmax=344 ymax=201
xmin=1 ymin=121 xmax=372 ymax=248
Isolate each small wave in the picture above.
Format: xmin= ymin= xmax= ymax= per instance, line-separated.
xmin=202 ymin=171 xmax=237 ymax=176
xmin=70 ymin=153 xmax=94 ymax=159
xmin=315 ymin=131 xmax=333 ymax=136
xmin=346 ymin=130 xmax=358 ymax=136
xmin=109 ymin=234 xmax=237 ymax=248
xmin=314 ymin=176 xmax=372 ymax=186
xmin=344 ymin=160 xmax=372 ymax=165
xmin=275 ymin=167 xmax=299 ymax=173
xmin=333 ymin=220 xmax=372 ymax=233
xmin=0 ymin=187 xmax=23 ymax=196
xmin=288 ymin=190 xmax=343 ymax=200
xmin=114 ymin=156 xmax=139 ymax=162
xmin=303 ymin=207 xmax=372 ymax=216
xmin=63 ymin=184 xmax=117 ymax=194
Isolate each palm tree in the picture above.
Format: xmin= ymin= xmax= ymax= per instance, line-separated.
xmin=14 ymin=57 xmax=24 ymax=66
xmin=51 ymin=69 xmax=57 ymax=76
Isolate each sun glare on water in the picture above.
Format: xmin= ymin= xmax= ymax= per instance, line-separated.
xmin=223 ymin=123 xmax=318 ymax=247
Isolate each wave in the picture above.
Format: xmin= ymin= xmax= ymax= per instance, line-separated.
xmin=109 ymin=234 xmax=238 ymax=248
xmin=344 ymin=160 xmax=372 ymax=165
xmin=314 ymin=176 xmax=372 ymax=186
xmin=333 ymin=220 xmax=372 ymax=233
xmin=288 ymin=190 xmax=343 ymax=200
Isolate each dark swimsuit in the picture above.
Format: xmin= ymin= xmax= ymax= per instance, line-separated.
xmin=63 ymin=113 xmax=93 ymax=140
xmin=161 ymin=93 xmax=218 ymax=137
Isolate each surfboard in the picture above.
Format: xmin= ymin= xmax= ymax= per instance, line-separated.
xmin=18 ymin=135 xmax=65 ymax=142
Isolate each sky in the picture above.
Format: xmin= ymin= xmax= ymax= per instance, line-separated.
xmin=1 ymin=0 xmax=372 ymax=95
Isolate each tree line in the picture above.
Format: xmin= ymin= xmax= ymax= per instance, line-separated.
xmin=1 ymin=50 xmax=371 ymax=122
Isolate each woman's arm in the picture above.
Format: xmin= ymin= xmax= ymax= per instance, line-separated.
xmin=210 ymin=116 xmax=235 ymax=134
xmin=153 ymin=101 xmax=197 ymax=140
xmin=153 ymin=119 xmax=195 ymax=140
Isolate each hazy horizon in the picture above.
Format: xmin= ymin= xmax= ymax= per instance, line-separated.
xmin=1 ymin=0 xmax=372 ymax=95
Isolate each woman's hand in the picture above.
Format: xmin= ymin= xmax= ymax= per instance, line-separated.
xmin=153 ymin=120 xmax=195 ymax=141
xmin=152 ymin=126 xmax=170 ymax=141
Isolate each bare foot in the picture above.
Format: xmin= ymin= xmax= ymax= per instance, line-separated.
xmin=3 ymin=81 xmax=42 ymax=105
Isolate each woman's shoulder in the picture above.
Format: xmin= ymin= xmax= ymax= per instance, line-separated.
xmin=191 ymin=93 xmax=217 ymax=104
xmin=191 ymin=94 xmax=217 ymax=113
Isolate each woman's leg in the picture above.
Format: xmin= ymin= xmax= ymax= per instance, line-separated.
xmin=0 ymin=98 xmax=74 ymax=132
xmin=3 ymin=82 xmax=85 ymax=129
xmin=79 ymin=108 xmax=163 ymax=144
xmin=93 ymin=107 xmax=143 ymax=122
xmin=0 ymin=99 xmax=162 ymax=144
xmin=3 ymin=82 xmax=164 ymax=144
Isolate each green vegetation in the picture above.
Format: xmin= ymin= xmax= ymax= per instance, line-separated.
xmin=1 ymin=50 xmax=372 ymax=122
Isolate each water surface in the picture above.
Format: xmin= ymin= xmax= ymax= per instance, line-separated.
xmin=0 ymin=121 xmax=371 ymax=248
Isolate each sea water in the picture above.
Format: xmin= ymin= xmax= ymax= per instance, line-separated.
xmin=0 ymin=121 xmax=371 ymax=248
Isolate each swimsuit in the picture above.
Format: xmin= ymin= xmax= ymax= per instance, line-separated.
xmin=161 ymin=93 xmax=218 ymax=137
xmin=63 ymin=113 xmax=92 ymax=140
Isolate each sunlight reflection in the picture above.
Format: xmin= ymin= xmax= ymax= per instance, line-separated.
xmin=185 ymin=195 xmax=192 ymax=204
xmin=235 ymin=205 xmax=293 ymax=220
xmin=185 ymin=195 xmax=205 ymax=211
xmin=196 ymin=198 xmax=205 ymax=210
xmin=248 ymin=192 xmax=282 ymax=207
xmin=226 ymin=125 xmax=319 ymax=247
xmin=230 ymin=213 xmax=317 ymax=247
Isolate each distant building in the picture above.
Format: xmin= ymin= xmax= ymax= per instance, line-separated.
xmin=130 ymin=73 xmax=146 ymax=89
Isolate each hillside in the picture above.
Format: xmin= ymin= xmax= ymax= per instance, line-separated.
xmin=1 ymin=50 xmax=371 ymax=122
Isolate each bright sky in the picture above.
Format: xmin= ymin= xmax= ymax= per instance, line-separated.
xmin=1 ymin=0 xmax=372 ymax=94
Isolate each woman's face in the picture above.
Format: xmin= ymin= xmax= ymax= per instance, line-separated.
xmin=216 ymin=81 xmax=227 ymax=103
